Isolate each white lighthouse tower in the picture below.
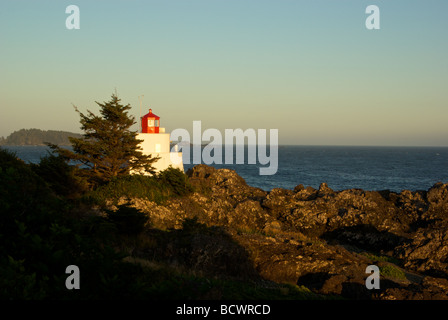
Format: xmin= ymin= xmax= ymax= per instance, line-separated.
xmin=135 ymin=108 xmax=183 ymax=174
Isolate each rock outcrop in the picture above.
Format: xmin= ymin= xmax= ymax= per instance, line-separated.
xmin=122 ymin=164 xmax=448 ymax=300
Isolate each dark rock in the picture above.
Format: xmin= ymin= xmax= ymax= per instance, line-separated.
xmin=322 ymin=225 xmax=406 ymax=252
xmin=394 ymin=223 xmax=448 ymax=278
xmin=126 ymin=165 xmax=448 ymax=300
xmin=317 ymin=182 xmax=335 ymax=197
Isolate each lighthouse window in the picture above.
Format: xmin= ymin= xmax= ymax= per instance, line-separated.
xmin=155 ymin=120 xmax=159 ymax=127
xmin=148 ymin=119 xmax=154 ymax=126
xmin=155 ymin=144 xmax=161 ymax=153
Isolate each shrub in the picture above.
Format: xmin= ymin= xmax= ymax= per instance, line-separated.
xmin=157 ymin=166 xmax=194 ymax=196
xmin=31 ymin=153 xmax=90 ymax=198
xmin=85 ymin=168 xmax=193 ymax=206
xmin=0 ymin=148 xmax=154 ymax=299
xmin=84 ymin=174 xmax=172 ymax=205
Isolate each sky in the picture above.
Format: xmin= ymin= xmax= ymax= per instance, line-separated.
xmin=1 ymin=0 xmax=447 ymax=146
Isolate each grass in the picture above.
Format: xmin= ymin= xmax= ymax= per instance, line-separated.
xmin=379 ymin=265 xmax=407 ymax=281
xmin=361 ymin=252 xmax=401 ymax=266
xmin=360 ymin=252 xmax=406 ymax=280
xmin=122 ymin=256 xmax=329 ymax=300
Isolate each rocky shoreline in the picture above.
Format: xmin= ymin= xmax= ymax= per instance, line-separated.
xmin=118 ymin=164 xmax=448 ymax=300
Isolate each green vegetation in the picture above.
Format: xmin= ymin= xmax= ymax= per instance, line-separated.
xmin=379 ymin=265 xmax=407 ymax=281
xmin=361 ymin=252 xmax=402 ymax=266
xmin=31 ymin=153 xmax=89 ymax=199
xmin=360 ymin=252 xmax=406 ymax=280
xmin=85 ymin=167 xmax=193 ymax=205
xmin=135 ymin=269 xmax=324 ymax=300
xmin=0 ymin=147 xmax=143 ymax=299
xmin=0 ymin=128 xmax=82 ymax=146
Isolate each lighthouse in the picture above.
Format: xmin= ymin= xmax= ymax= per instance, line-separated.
xmin=135 ymin=108 xmax=183 ymax=174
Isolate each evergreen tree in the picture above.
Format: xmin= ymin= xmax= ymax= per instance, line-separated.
xmin=50 ymin=93 xmax=158 ymax=186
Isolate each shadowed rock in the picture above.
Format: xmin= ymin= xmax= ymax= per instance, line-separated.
xmin=125 ymin=165 xmax=448 ymax=300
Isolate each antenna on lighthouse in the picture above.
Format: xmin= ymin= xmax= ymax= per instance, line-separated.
xmin=138 ymin=95 xmax=144 ymax=132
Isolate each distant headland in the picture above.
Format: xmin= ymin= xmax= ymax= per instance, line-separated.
xmin=0 ymin=128 xmax=82 ymax=146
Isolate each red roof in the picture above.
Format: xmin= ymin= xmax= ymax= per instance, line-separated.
xmin=143 ymin=108 xmax=160 ymax=119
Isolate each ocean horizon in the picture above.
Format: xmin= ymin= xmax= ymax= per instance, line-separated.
xmin=3 ymin=145 xmax=448 ymax=193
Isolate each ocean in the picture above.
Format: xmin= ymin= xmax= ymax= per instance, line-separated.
xmin=3 ymin=145 xmax=448 ymax=192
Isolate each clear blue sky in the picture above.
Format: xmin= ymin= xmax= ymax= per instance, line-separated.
xmin=1 ymin=0 xmax=447 ymax=146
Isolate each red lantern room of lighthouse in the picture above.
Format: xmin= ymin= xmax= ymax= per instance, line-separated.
xmin=134 ymin=107 xmax=184 ymax=174
xmin=141 ymin=108 xmax=160 ymax=133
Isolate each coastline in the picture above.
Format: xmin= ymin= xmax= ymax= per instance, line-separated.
xmin=106 ymin=164 xmax=448 ymax=300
